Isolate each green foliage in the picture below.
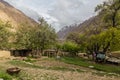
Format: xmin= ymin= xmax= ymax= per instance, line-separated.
xmin=83 ymin=0 xmax=120 ymax=53
xmin=55 ymin=43 xmax=62 ymax=50
xmin=62 ymin=41 xmax=80 ymax=56
xmin=31 ymin=19 xmax=57 ymax=50
xmin=15 ymin=18 xmax=57 ymax=51
xmin=67 ymin=32 xmax=81 ymax=44
xmin=67 ymin=32 xmax=86 ymax=44
xmin=0 ymin=20 xmax=12 ymax=50
xmin=95 ymin=0 xmax=120 ymax=28
xmin=0 ymin=71 xmax=12 ymax=80
xmin=105 ymin=28 xmax=120 ymax=51
xmin=98 ymin=27 xmax=120 ymax=51
xmin=86 ymin=27 xmax=120 ymax=53
xmin=14 ymin=24 xmax=33 ymax=49
xmin=67 ymin=33 xmax=87 ymax=52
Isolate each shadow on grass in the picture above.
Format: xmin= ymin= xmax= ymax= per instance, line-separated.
xmin=8 ymin=60 xmax=83 ymax=73
xmin=61 ymin=57 xmax=120 ymax=74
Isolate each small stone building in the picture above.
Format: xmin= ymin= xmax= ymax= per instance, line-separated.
xmin=43 ymin=49 xmax=57 ymax=57
xmin=10 ymin=49 xmax=32 ymax=57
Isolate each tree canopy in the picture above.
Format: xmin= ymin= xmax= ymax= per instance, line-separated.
xmin=0 ymin=20 xmax=12 ymax=50
xmin=95 ymin=0 xmax=120 ymax=28
xmin=65 ymin=0 xmax=120 ymax=56
xmin=15 ymin=18 xmax=57 ymax=53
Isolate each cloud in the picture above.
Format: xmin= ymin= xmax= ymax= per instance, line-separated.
xmin=4 ymin=0 xmax=104 ymax=31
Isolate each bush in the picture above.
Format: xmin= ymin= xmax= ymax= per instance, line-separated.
xmin=62 ymin=41 xmax=80 ymax=56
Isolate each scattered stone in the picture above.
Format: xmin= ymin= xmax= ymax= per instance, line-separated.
xmin=56 ymin=56 xmax=61 ymax=60
xmin=89 ymin=66 xmax=94 ymax=69
xmin=0 ymin=78 xmax=3 ymax=80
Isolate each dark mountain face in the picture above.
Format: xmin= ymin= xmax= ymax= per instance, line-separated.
xmin=0 ymin=0 xmax=37 ymax=29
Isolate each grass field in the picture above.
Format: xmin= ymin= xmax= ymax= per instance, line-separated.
xmin=0 ymin=57 xmax=120 ymax=80
xmin=61 ymin=57 xmax=120 ymax=74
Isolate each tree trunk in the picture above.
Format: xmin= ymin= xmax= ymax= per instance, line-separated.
xmin=112 ymin=11 xmax=117 ymax=27
xmin=103 ymin=42 xmax=110 ymax=53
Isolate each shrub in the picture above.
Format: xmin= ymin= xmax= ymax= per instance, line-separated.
xmin=62 ymin=41 xmax=80 ymax=56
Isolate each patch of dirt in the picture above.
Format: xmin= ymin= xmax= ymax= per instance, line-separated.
xmin=34 ymin=59 xmax=93 ymax=72
xmin=22 ymin=68 xmax=120 ymax=80
xmin=35 ymin=60 xmax=78 ymax=68
xmin=0 ymin=58 xmax=120 ymax=80
xmin=0 ymin=50 xmax=11 ymax=58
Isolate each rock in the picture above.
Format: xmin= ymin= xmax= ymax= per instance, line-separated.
xmin=0 ymin=78 xmax=4 ymax=80
xmin=89 ymin=66 xmax=94 ymax=69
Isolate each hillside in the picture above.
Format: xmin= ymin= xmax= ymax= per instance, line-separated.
xmin=57 ymin=15 xmax=102 ymax=39
xmin=0 ymin=0 xmax=37 ymax=29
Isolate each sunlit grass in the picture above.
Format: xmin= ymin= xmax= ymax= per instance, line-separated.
xmin=0 ymin=71 xmax=12 ymax=80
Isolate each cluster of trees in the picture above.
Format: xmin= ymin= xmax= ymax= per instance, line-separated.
xmin=0 ymin=18 xmax=57 ymax=57
xmin=87 ymin=0 xmax=120 ymax=53
xmin=1 ymin=0 xmax=120 ymax=58
xmin=15 ymin=18 xmax=56 ymax=53
xmin=65 ymin=0 xmax=120 ymax=57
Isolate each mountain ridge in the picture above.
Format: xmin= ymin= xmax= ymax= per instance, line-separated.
xmin=57 ymin=16 xmax=99 ymax=39
xmin=0 ymin=0 xmax=37 ymax=29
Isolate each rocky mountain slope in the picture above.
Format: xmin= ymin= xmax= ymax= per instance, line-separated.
xmin=0 ymin=0 xmax=37 ymax=29
xmin=57 ymin=15 xmax=102 ymax=39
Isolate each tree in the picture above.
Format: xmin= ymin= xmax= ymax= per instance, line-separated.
xmin=67 ymin=32 xmax=84 ymax=44
xmin=31 ymin=18 xmax=57 ymax=53
xmin=100 ymin=28 xmax=120 ymax=52
xmin=67 ymin=33 xmax=87 ymax=52
xmin=86 ymin=34 xmax=101 ymax=54
xmin=55 ymin=42 xmax=62 ymax=52
xmin=93 ymin=0 xmax=120 ymax=53
xmin=86 ymin=27 xmax=120 ymax=55
xmin=15 ymin=18 xmax=57 ymax=56
xmin=84 ymin=0 xmax=120 ymax=56
xmin=0 ymin=20 xmax=12 ymax=50
xmin=95 ymin=0 xmax=120 ymax=28
xmin=14 ymin=24 xmax=33 ymax=49
xmin=62 ymin=41 xmax=80 ymax=57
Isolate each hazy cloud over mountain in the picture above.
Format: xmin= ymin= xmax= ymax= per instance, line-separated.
xmin=4 ymin=0 xmax=104 ymax=31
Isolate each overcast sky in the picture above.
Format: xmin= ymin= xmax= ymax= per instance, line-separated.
xmin=4 ymin=0 xmax=105 ymax=31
